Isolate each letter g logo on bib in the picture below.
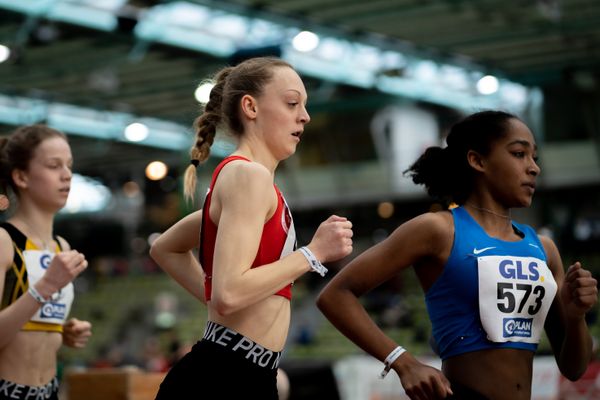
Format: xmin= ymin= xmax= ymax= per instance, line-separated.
xmin=40 ymin=253 xmax=52 ymax=269
xmin=478 ymin=256 xmax=557 ymax=344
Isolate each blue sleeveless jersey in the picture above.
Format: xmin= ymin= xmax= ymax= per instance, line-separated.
xmin=425 ymin=206 xmax=553 ymax=360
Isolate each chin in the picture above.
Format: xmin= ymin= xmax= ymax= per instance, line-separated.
xmin=280 ymin=147 xmax=297 ymax=160
xmin=516 ymin=197 xmax=533 ymax=208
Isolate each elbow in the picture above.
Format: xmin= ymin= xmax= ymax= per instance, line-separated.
xmin=149 ymin=241 xmax=161 ymax=263
xmin=211 ymin=292 xmax=239 ymax=316
xmin=149 ymin=239 xmax=169 ymax=269
xmin=561 ymin=365 xmax=588 ymax=382
xmin=316 ymin=290 xmax=332 ymax=315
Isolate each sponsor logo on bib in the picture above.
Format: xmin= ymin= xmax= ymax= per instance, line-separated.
xmin=40 ymin=253 xmax=52 ymax=269
xmin=503 ymin=317 xmax=533 ymax=338
xmin=40 ymin=302 xmax=66 ymax=319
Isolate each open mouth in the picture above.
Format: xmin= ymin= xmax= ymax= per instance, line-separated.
xmin=292 ymin=131 xmax=303 ymax=138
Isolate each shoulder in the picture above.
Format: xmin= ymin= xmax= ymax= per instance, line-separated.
xmin=0 ymin=227 xmax=14 ymax=270
xmin=388 ymin=210 xmax=454 ymax=253
xmin=216 ymin=160 xmax=274 ymax=197
xmin=405 ymin=210 xmax=454 ymax=239
xmin=221 ymin=159 xmax=271 ymax=181
xmin=56 ymin=235 xmax=71 ymax=251
xmin=538 ymin=234 xmax=562 ymax=272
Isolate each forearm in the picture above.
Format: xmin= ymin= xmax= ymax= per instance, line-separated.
xmin=211 ymin=251 xmax=310 ymax=315
xmin=0 ymin=290 xmax=43 ymax=349
xmin=317 ymin=287 xmax=401 ymax=363
xmin=557 ymin=317 xmax=593 ymax=380
xmin=152 ymin=250 xmax=206 ymax=303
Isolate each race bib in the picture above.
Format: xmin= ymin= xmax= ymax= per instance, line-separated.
xmin=23 ymin=249 xmax=74 ymax=325
xmin=478 ymin=255 xmax=557 ymax=344
xmin=279 ymin=195 xmax=296 ymax=259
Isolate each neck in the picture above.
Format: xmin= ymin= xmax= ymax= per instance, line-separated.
xmin=464 ymin=202 xmax=511 ymax=220
xmin=11 ymin=208 xmax=55 ymax=249
xmin=235 ymin=140 xmax=279 ymax=174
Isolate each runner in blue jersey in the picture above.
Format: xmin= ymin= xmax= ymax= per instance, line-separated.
xmin=318 ymin=110 xmax=598 ymax=400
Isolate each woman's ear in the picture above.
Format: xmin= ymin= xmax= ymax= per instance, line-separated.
xmin=11 ymin=169 xmax=28 ymax=190
xmin=240 ymin=94 xmax=258 ymax=120
xmin=466 ymin=150 xmax=485 ymax=173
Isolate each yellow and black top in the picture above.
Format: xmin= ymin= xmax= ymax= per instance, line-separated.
xmin=1 ymin=222 xmax=74 ymax=333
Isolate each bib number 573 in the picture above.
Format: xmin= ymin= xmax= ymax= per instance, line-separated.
xmin=497 ymin=282 xmax=545 ymax=315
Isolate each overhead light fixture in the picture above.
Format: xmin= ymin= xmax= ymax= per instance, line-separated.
xmin=61 ymin=174 xmax=112 ymax=214
xmin=0 ymin=44 xmax=10 ymax=63
xmin=124 ymin=122 xmax=149 ymax=142
xmin=194 ymin=82 xmax=214 ymax=104
xmin=477 ymin=75 xmax=499 ymax=95
xmin=292 ymin=31 xmax=319 ymax=52
xmin=377 ymin=202 xmax=394 ymax=219
xmin=146 ymin=161 xmax=168 ymax=181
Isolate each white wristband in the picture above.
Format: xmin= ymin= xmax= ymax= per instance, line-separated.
xmin=379 ymin=345 xmax=406 ymax=379
xmin=298 ymin=246 xmax=328 ymax=277
xmin=28 ymin=285 xmax=48 ymax=304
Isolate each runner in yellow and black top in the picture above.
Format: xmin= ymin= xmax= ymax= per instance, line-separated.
xmin=1 ymin=222 xmax=74 ymax=333
xmin=0 ymin=125 xmax=90 ymax=400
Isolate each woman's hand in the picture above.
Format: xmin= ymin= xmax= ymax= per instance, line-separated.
xmin=307 ymin=215 xmax=353 ymax=263
xmin=63 ymin=318 xmax=92 ymax=348
xmin=36 ymin=250 xmax=87 ymax=298
xmin=560 ymin=262 xmax=598 ymax=321
xmin=395 ymin=352 xmax=453 ymax=400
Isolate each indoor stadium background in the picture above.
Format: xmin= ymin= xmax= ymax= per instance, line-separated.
xmin=1 ymin=1 xmax=599 ymax=399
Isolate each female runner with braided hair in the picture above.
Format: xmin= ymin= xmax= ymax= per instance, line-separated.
xmin=151 ymin=57 xmax=353 ymax=399
xmin=318 ymin=110 xmax=597 ymax=400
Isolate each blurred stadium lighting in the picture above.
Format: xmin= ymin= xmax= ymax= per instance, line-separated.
xmin=0 ymin=0 xmax=539 ymax=115
xmin=124 ymin=122 xmax=149 ymax=142
xmin=61 ymin=173 xmax=112 ymax=214
xmin=194 ymin=82 xmax=214 ymax=104
xmin=292 ymin=31 xmax=320 ymax=52
xmin=145 ymin=161 xmax=168 ymax=181
xmin=477 ymin=75 xmax=500 ymax=95
xmin=0 ymin=44 xmax=10 ymax=63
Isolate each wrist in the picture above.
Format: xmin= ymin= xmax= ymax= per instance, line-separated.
xmin=34 ymin=280 xmax=56 ymax=300
xmin=305 ymin=244 xmax=323 ymax=262
xmin=28 ymin=285 xmax=48 ymax=304
xmin=380 ymin=345 xmax=407 ymax=379
xmin=299 ymin=246 xmax=328 ymax=277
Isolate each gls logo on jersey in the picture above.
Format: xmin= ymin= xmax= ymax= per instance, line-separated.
xmin=503 ymin=317 xmax=533 ymax=338
xmin=499 ymin=259 xmax=540 ymax=281
xmin=40 ymin=302 xmax=66 ymax=319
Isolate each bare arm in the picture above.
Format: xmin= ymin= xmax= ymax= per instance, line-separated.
xmin=542 ymin=235 xmax=598 ymax=381
xmin=211 ymin=161 xmax=352 ymax=315
xmin=149 ymin=210 xmax=206 ymax=303
xmin=317 ymin=212 xmax=453 ymax=399
xmin=0 ymin=229 xmax=87 ymax=349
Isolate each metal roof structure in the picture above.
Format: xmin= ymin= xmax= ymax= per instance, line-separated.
xmin=0 ymin=0 xmax=598 ymax=200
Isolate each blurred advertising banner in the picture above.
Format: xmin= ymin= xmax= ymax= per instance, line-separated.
xmin=333 ymin=355 xmax=600 ymax=400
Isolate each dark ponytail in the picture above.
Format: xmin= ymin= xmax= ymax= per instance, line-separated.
xmin=406 ymin=110 xmax=518 ymax=205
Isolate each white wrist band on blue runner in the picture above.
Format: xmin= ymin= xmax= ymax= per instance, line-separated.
xmin=299 ymin=246 xmax=328 ymax=277
xmin=28 ymin=285 xmax=48 ymax=304
xmin=379 ymin=345 xmax=406 ymax=379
